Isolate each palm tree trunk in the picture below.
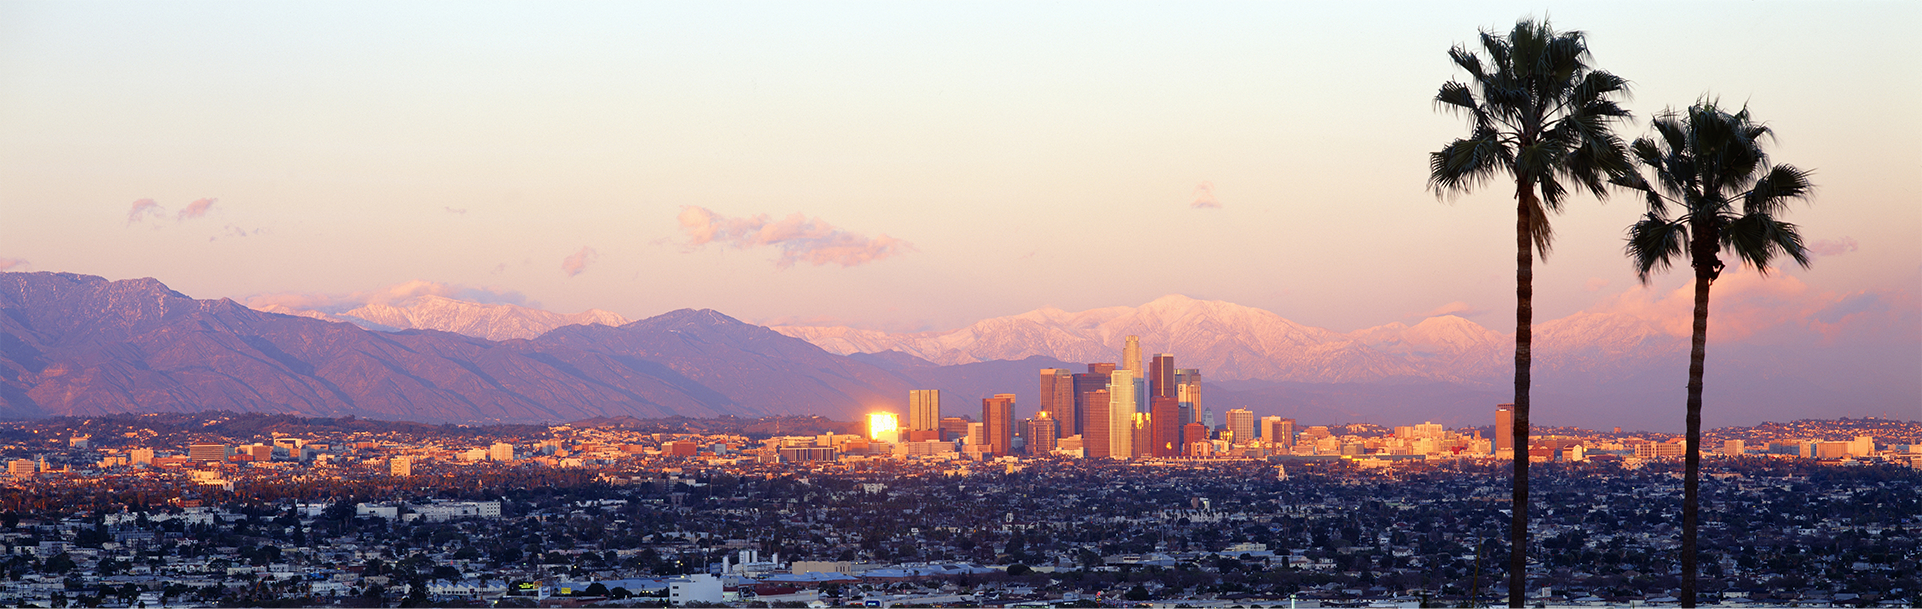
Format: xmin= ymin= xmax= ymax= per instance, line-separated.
xmin=1510 ymin=184 xmax=1533 ymax=609
xmin=1681 ymin=261 xmax=1713 ymax=608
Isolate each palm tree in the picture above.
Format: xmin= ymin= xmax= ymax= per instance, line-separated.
xmin=1428 ymin=18 xmax=1632 ymax=608
xmin=1614 ymin=100 xmax=1812 ymax=608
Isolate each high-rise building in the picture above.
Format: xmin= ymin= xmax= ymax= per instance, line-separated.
xmin=489 ymin=442 xmax=515 ymax=462
xmin=1122 ymin=336 xmax=1142 ymax=378
xmin=1203 ymin=408 xmax=1215 ymax=430
xmin=188 ymin=443 xmax=228 ymax=463
xmin=1496 ymin=404 xmax=1515 ymax=454
xmin=7 ymin=460 xmax=34 ymax=478
xmin=1262 ymin=417 xmax=1296 ymax=448
xmin=1174 ymin=368 xmax=1202 ymax=423
xmin=982 ymin=394 xmax=1015 ymax=457
xmin=939 ymin=417 xmax=972 ymax=442
xmin=390 ymin=456 xmax=412 ymax=477
xmin=1149 ymin=354 xmax=1176 ymax=399
xmin=1039 ymin=369 xmax=1075 ymax=439
xmin=1083 ymin=390 xmax=1111 ymax=459
xmin=130 ymin=448 xmax=154 ymax=466
xmin=908 ymin=390 xmax=941 ymax=432
xmin=1182 ymin=423 xmax=1208 ymax=456
xmin=966 ymin=422 xmax=986 ymax=449
xmin=1108 ymin=369 xmax=1139 ymax=459
xmin=1131 ymin=412 xmax=1153 ymax=458
xmin=1027 ymin=412 xmax=1058 ymax=455
xmin=1226 ymin=409 xmax=1255 ymax=446
xmin=1151 ymin=397 xmax=1180 ymax=457
xmin=1072 ymin=364 xmax=1114 ymax=436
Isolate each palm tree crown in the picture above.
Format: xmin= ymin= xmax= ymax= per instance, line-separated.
xmin=1430 ymin=19 xmax=1633 ymax=254
xmin=1618 ymin=101 xmax=1814 ymax=282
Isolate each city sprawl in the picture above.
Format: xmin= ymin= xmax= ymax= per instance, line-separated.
xmin=0 ymin=408 xmax=1914 ymax=608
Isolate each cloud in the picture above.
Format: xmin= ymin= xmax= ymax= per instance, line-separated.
xmin=1808 ymin=237 xmax=1858 ymax=258
xmin=445 ymin=207 xmax=468 ymax=215
xmin=242 ymin=280 xmax=532 ymax=314
xmin=1574 ymin=270 xmax=1917 ymax=346
xmin=1189 ymin=181 xmax=1222 ymax=209
xmin=127 ymin=199 xmax=164 ymax=225
xmin=177 ymin=198 xmax=216 ymax=221
xmin=1585 ymin=277 xmax=1610 ymax=292
xmin=1417 ymin=301 xmax=1488 ymax=318
xmin=0 ymin=258 xmax=26 ymax=271
xmin=678 ymin=206 xmax=916 ymax=268
xmin=562 ymin=247 xmax=597 ymax=277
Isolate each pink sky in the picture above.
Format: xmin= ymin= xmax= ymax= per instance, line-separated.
xmin=1 ymin=2 xmax=1915 ymax=400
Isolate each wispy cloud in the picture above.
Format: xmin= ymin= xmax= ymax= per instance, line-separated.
xmin=1585 ymin=277 xmax=1610 ymax=292
xmin=678 ymin=206 xmax=916 ymax=268
xmin=1189 ymin=181 xmax=1222 ymax=209
xmin=177 ymin=198 xmax=216 ymax=221
xmin=127 ymin=199 xmax=164 ymax=225
xmin=0 ymin=258 xmax=27 ymax=271
xmin=1808 ymin=237 xmax=1858 ymax=258
xmin=562 ymin=247 xmax=597 ymax=277
xmin=242 ymin=280 xmax=532 ymax=314
xmin=1417 ymin=301 xmax=1487 ymax=318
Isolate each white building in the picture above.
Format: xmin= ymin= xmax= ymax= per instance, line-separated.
xmin=668 ymin=574 xmax=722 ymax=606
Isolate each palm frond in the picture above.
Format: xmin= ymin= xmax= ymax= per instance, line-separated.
xmin=1723 ymin=214 xmax=1811 ymax=274
xmin=1430 ymin=133 xmax=1508 ymax=198
xmin=1744 ymin=164 xmax=1814 ymax=216
xmin=1625 ymin=214 xmax=1687 ymax=283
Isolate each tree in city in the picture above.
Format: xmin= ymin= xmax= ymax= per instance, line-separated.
xmin=1428 ymin=18 xmax=1632 ymax=607
xmin=1614 ymin=99 xmax=1813 ymax=607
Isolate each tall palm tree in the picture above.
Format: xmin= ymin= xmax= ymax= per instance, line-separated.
xmin=1614 ymin=100 xmax=1812 ymax=608
xmin=1428 ymin=18 xmax=1632 ymax=608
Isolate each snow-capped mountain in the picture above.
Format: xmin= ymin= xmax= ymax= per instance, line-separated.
xmin=264 ymin=295 xmax=629 ymax=341
xmin=773 ymin=294 xmax=1686 ymax=385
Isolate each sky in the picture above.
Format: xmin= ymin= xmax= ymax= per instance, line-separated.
xmin=2 ymin=1 xmax=1917 ymax=348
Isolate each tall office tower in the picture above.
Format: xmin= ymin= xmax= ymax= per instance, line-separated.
xmin=489 ymin=442 xmax=515 ymax=462
xmin=1259 ymin=416 xmax=1284 ymax=446
xmin=1028 ymin=413 xmax=1058 ymax=455
xmin=1039 ymin=369 xmax=1076 ymax=438
xmin=1174 ymin=368 xmax=1202 ymax=415
xmin=967 ymin=422 xmax=986 ymax=449
xmin=908 ymin=390 xmax=942 ymax=432
xmin=1182 ymin=422 xmax=1208 ymax=456
xmin=1131 ymin=413 xmax=1153 ymax=458
xmin=1083 ymin=390 xmax=1112 ymax=459
xmin=1226 ymin=409 xmax=1255 ymax=446
xmin=1122 ymin=336 xmax=1143 ymax=378
xmin=982 ymin=394 xmax=1015 ymax=456
xmin=1496 ymin=403 xmax=1515 ymax=453
xmin=1071 ymin=364 xmax=1114 ymax=436
xmin=1151 ymin=396 xmax=1181 ymax=457
xmin=1149 ymin=354 xmax=1177 ymax=399
xmin=1273 ymin=418 xmax=1297 ymax=448
xmin=1203 ymin=408 xmax=1216 ymax=430
xmin=390 ymin=456 xmax=412 ymax=477
xmin=1108 ymin=369 xmax=1139 ymax=459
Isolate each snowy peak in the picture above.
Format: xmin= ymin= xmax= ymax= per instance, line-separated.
xmin=260 ymin=295 xmax=630 ymax=341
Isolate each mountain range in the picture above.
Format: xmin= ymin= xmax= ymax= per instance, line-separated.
xmin=1 ymin=272 xmax=1908 ymax=430
xmin=255 ymin=295 xmax=629 ymax=341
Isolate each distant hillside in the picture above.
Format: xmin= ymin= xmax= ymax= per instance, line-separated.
xmin=0 ymin=272 xmax=910 ymax=423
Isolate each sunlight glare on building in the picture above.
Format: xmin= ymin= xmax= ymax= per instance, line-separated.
xmin=868 ymin=412 xmax=900 ymax=444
